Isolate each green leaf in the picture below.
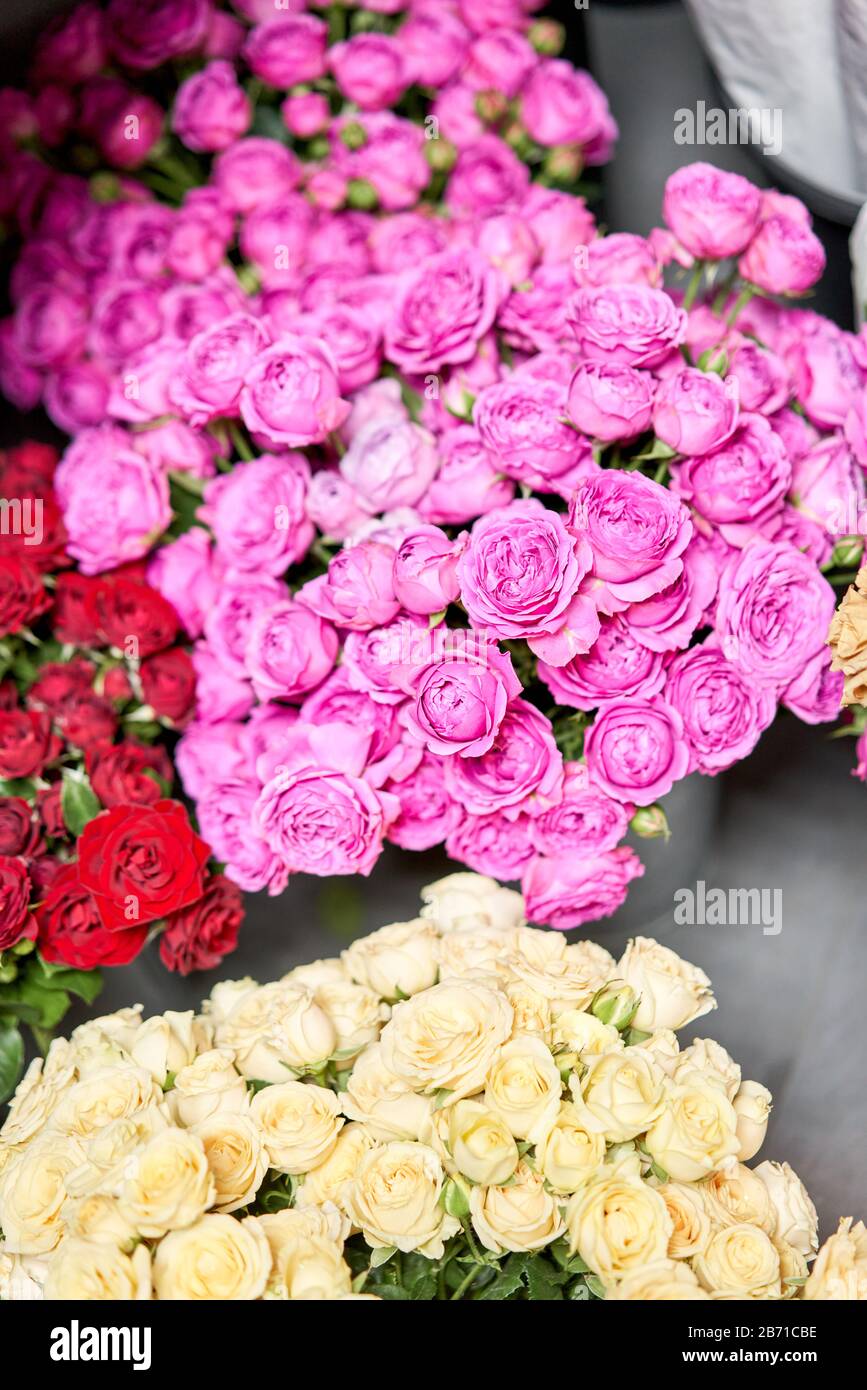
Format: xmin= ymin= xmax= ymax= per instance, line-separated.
xmin=29 ymin=957 xmax=103 ymax=1004
xmin=525 ymin=1256 xmax=566 ymax=1300
xmin=369 ymin=1245 xmax=396 ymax=1269
xmin=0 ymin=1021 xmax=24 ymax=1103
xmin=433 ymin=1087 xmax=454 ymax=1111
xmin=584 ymin=1273 xmax=607 ymax=1299
xmin=475 ymin=1252 xmax=530 ymax=1301
xmin=60 ymin=768 xmax=102 ymax=837
xmin=0 ymin=777 xmax=38 ymax=799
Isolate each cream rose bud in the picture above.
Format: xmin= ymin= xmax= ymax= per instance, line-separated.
xmin=379 ymin=979 xmax=513 ymax=1100
xmin=657 ymin=1181 xmax=712 ymax=1260
xmin=436 ymin=927 xmax=512 ymax=981
xmin=296 ymin=1123 xmax=375 ymax=1216
xmin=0 ymin=1134 xmax=84 ymax=1254
xmin=65 ymin=1108 xmax=169 ymax=1199
xmin=552 ymin=1008 xmax=620 ymax=1057
xmin=345 ymin=1141 xmax=459 ymax=1258
xmin=44 ymin=1239 xmax=152 ymax=1301
xmin=0 ymin=1057 xmax=73 ymax=1148
xmin=754 ymin=1160 xmax=818 ymax=1258
xmin=71 ymin=1005 xmax=143 ymax=1053
xmin=170 ymin=1049 xmax=249 ymax=1129
xmin=258 ymin=1207 xmax=346 ymax=1265
xmin=341 ymin=1043 xmax=434 ymax=1141
xmin=217 ymin=982 xmax=337 ymax=1082
xmin=272 ymin=1232 xmax=352 ymax=1301
xmin=635 ymin=1029 xmax=681 ymax=1074
xmin=702 ymin=1162 xmax=776 ymax=1234
xmin=573 ymin=1046 xmax=665 ymax=1142
xmin=644 ymin=1069 xmax=739 ymax=1183
xmin=313 ymin=980 xmax=389 ymax=1061
xmin=694 ymin=1222 xmax=782 ymax=1298
xmin=284 ymin=958 xmax=349 ymax=990
xmin=129 ymin=1010 xmax=197 ymax=1084
xmin=732 ymin=1080 xmax=772 ymax=1161
xmin=202 ymin=978 xmax=258 ymax=1027
xmin=608 ymin=1258 xmax=710 ymax=1301
xmin=506 ymin=930 xmax=611 ymax=1009
xmin=419 ymin=873 xmax=525 ymax=933
xmin=537 ymin=1103 xmax=606 ymax=1193
xmin=63 ymin=1193 xmax=137 ymax=1249
xmin=471 ymin=1161 xmax=565 ymax=1254
xmin=52 ymin=1067 xmax=164 ymax=1139
xmin=804 ymin=1218 xmax=867 ymax=1300
xmin=192 ymin=1112 xmax=268 ymax=1212
xmin=565 ymin=1155 xmax=673 ymax=1287
xmin=118 ymin=1129 xmax=215 ymax=1238
xmin=617 ymin=937 xmax=716 ymax=1031
xmin=483 ymin=1036 xmax=562 ymax=1142
xmin=343 ymin=919 xmax=440 ymax=1000
xmin=776 ymin=1238 xmax=809 ymax=1297
xmin=674 ymin=1037 xmax=740 ymax=1098
xmin=446 ymin=1100 xmax=519 ymax=1186
xmin=504 ymin=980 xmax=552 ymax=1041
xmin=153 ymin=1214 xmax=272 ymax=1301
xmin=250 ymin=1081 xmax=343 ymax=1175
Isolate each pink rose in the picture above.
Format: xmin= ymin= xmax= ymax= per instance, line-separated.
xmin=294 ymin=304 xmax=381 ymax=393
xmin=418 ymin=425 xmax=515 ymax=525
xmin=243 ymin=15 xmax=327 ymax=88
xmin=476 ymin=213 xmax=539 ymax=286
xmin=854 ymin=731 xmax=867 ymax=783
xmin=299 ymin=671 xmax=404 ymax=778
xmin=447 ymin=810 xmax=535 ymax=882
xmin=521 ymin=61 xmax=617 ymax=158
xmin=281 ymin=91 xmax=329 ymax=139
xmin=584 ymin=696 xmax=690 ymax=805
xmin=44 ymin=362 xmax=110 ymax=433
xmin=622 ymin=537 xmax=718 ymax=653
xmin=299 ymin=540 xmax=400 ymax=631
xmin=14 ymin=285 xmax=87 ymax=367
xmin=784 ymin=318 xmax=863 ymax=430
xmin=726 ymin=340 xmax=790 ymax=415
xmin=403 ymin=633 xmax=521 ymax=757
xmin=665 ymin=642 xmax=776 ymax=774
xmin=213 ymin=137 xmax=301 ymax=214
xmin=652 ymin=367 xmax=739 ymax=455
xmin=522 ymin=185 xmax=596 ymax=264
xmin=497 ymin=263 xmax=574 ymax=354
xmin=190 ymin=642 xmax=254 ymax=723
xmin=384 ymin=248 xmax=504 ymax=374
xmin=172 ymin=59 xmax=251 ymax=151
xmin=522 ymin=847 xmax=644 ymax=931
xmin=240 ymin=335 xmax=350 ymax=448
xmin=239 ymin=193 xmax=315 ymax=289
xmin=529 ymin=762 xmax=631 ymax=857
xmin=175 ymin=720 xmax=245 ymax=801
xmin=330 ymin=113 xmax=430 ymax=211
xmin=538 ymin=614 xmax=666 ymax=711
xmin=662 ymin=163 xmax=762 ymax=258
xmin=167 ymin=188 xmax=234 ymax=281
xmin=56 ymin=425 xmax=171 ymax=574
xmin=244 ymin=600 xmax=338 ymax=702
xmin=790 ymin=435 xmax=863 ymax=534
xmin=195 ymin=772 xmax=287 ymax=896
xmin=784 ymin=649 xmax=844 ymax=725
xmin=147 ymin=528 xmax=219 ymax=639
xmin=306 ymin=469 xmax=372 ymax=541
xmin=203 ymin=453 xmax=313 ymax=575
xmin=567 ymin=361 xmax=655 ymax=442
xmin=463 ymin=28 xmax=537 ymax=96
xmin=34 ymin=2 xmax=107 ymax=84
xmin=569 ymin=285 xmax=687 ymax=367
xmin=329 ymin=33 xmax=407 ymax=110
xmin=671 ymin=413 xmax=790 ymax=545
xmin=369 ymin=212 xmax=450 ymax=274
xmin=171 ymin=313 xmax=270 ymax=426
xmin=568 ymin=469 xmax=693 ymax=608
xmin=443 ymin=699 xmax=564 ymax=817
xmin=79 ymin=78 xmax=162 ymax=168
xmin=446 ymin=134 xmax=530 ymax=218
xmin=340 ymin=417 xmax=439 ymax=511
xmin=203 ymin=574 xmax=286 ymax=678
xmin=392 ymin=526 xmax=461 ymax=616
xmin=473 ymin=376 xmax=595 ymax=496
xmin=738 ymin=215 xmax=826 ymax=295
xmin=576 ymin=233 xmax=662 ymax=289
xmin=385 ymin=751 xmax=461 ymax=851
xmin=342 ymin=618 xmax=431 ymax=706
xmin=399 ymin=9 xmax=469 ymax=86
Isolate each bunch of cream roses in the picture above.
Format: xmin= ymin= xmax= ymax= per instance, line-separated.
xmin=0 ymin=873 xmax=862 ymax=1301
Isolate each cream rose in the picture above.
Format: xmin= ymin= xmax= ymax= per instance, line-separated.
xmin=574 ymin=1047 xmax=665 ymax=1142
xmin=284 ymin=958 xmax=348 ymax=990
xmin=340 ymin=1044 xmax=434 ymax=1141
xmin=608 ymin=1258 xmax=709 ymax=1300
xmin=170 ymin=1049 xmax=249 ymax=1129
xmin=63 ymin=1193 xmax=137 ymax=1249
xmin=250 ymin=1081 xmax=343 ymax=1175
xmin=296 ymin=1123 xmax=376 ymax=1216
xmin=702 ymin=1162 xmax=776 ymax=1234
xmin=732 ymin=1080 xmax=772 ymax=1161
xmin=379 ymin=980 xmax=513 ymax=1100
xmin=657 ymin=1181 xmax=712 ymax=1260
xmin=674 ymin=1037 xmax=740 ymax=1098
xmin=505 ymin=931 xmax=610 ymax=1009
xmin=44 ymin=1238 xmax=151 ymax=1301
xmin=754 ymin=1160 xmax=818 ymax=1258
xmin=65 ymin=1108 xmax=169 ymax=1199
xmin=551 ymin=1009 xmax=620 ymax=1057
xmin=419 ymin=873 xmax=524 ymax=933
xmin=776 ymin=1238 xmax=809 ymax=1297
xmin=617 ymin=937 xmax=716 ymax=1031
xmin=694 ymin=1222 xmax=782 ymax=1298
xmin=272 ymin=1232 xmax=352 ymax=1301
xmin=258 ymin=1206 xmax=346 ymax=1264
xmin=313 ymin=980 xmax=389 ymax=1061
xmin=118 ymin=1129 xmax=215 ymax=1238
xmin=343 ymin=919 xmax=440 ymax=1000
xmin=537 ymin=1102 xmax=606 ymax=1193
xmin=70 ymin=1005 xmax=143 ymax=1053
xmin=216 ymin=982 xmax=337 ymax=1082
xmin=483 ymin=1036 xmax=562 ymax=1142
xmin=803 ymin=1218 xmax=867 ymax=1300
xmin=0 ymin=1134 xmax=84 ymax=1254
xmin=343 ymin=1141 xmax=459 ymax=1257
xmin=644 ymin=1069 xmax=739 ymax=1182
xmin=201 ymin=978 xmax=258 ymax=1027
xmin=635 ymin=1029 xmax=681 ymax=1074
xmin=52 ymin=1067 xmax=163 ymax=1139
xmin=565 ymin=1156 xmax=672 ymax=1288
xmin=129 ymin=1011 xmax=197 ymax=1084
xmin=436 ymin=928 xmax=512 ymax=981
xmin=503 ymin=981 xmax=552 ymax=1041
xmin=0 ymin=1057 xmax=73 ymax=1147
xmin=470 ymin=1161 xmax=564 ymax=1254
xmin=153 ymin=1213 xmax=271 ymax=1300
xmin=446 ymin=1100 xmax=519 ymax=1187
xmin=192 ymin=1112 xmax=268 ymax=1212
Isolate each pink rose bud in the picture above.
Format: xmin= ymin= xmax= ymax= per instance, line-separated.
xmin=172 ymin=60 xmax=251 ymax=153
xmin=738 ymin=215 xmax=826 ymax=295
xmin=392 ymin=526 xmax=461 ymax=616
xmin=652 ymin=366 xmax=739 ymax=456
xmin=281 ymin=91 xmax=330 ymax=139
xmin=329 ymin=34 xmax=408 ymax=111
xmin=662 ymin=162 xmax=762 ymax=259
xmin=568 ymin=360 xmax=655 ymax=442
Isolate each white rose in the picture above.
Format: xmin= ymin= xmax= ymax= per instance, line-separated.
xmin=444 ymin=1100 xmax=519 ymax=1187
xmin=503 ymin=981 xmax=552 ymax=1042
xmin=340 ymin=1044 xmax=434 ymax=1142
xmin=732 ymin=1080 xmax=772 ymax=1161
xmin=283 ymin=958 xmax=349 ymax=990
xmin=804 ymin=1219 xmax=867 ymax=1300
xmin=754 ymin=1160 xmax=818 ymax=1258
xmin=551 ymin=1009 xmax=620 ymax=1057
xmin=344 ymin=1141 xmax=459 ymax=1257
xmin=776 ymin=1237 xmax=809 ymax=1297
xmin=644 ymin=1069 xmax=739 ymax=1182
xmin=0 ymin=1247 xmax=47 ymax=1301
xmin=674 ymin=1037 xmax=740 ymax=1098
xmin=52 ymin=1067 xmax=163 ymax=1139
xmin=153 ymin=1214 xmax=271 ymax=1300
xmin=694 ymin=1222 xmax=782 ymax=1298
xmin=271 ymin=1232 xmax=352 ymax=1300
xmin=170 ymin=1049 xmax=249 ymax=1129
xmin=564 ymin=1155 xmax=672 ymax=1288
xmin=608 ymin=1258 xmax=709 ymax=1300
xmin=251 ymin=1080 xmax=343 ymax=1175
xmin=483 ymin=1036 xmax=562 ymax=1143
xmin=63 ymin=1193 xmax=137 ymax=1249
xmin=0 ymin=1135 xmax=84 ymax=1254
xmin=70 ymin=1006 xmax=143 ymax=1053
xmin=118 ymin=1129 xmax=215 ymax=1238
xmin=634 ymin=1029 xmax=681 ymax=1073
xmin=379 ymin=980 xmax=513 ymax=1100
xmin=436 ymin=928 xmax=513 ymax=981
xmin=617 ymin=937 xmax=716 ymax=1031
xmin=574 ymin=1046 xmax=665 ymax=1142
xmin=192 ymin=1112 xmax=268 ymax=1212
xmin=65 ymin=1107 xmax=169 ymax=1198
xmin=129 ymin=1011 xmax=197 ymax=1084
xmin=470 ymin=1161 xmax=564 ymax=1254
xmin=44 ymin=1239 xmax=151 ymax=1301
xmin=258 ymin=1206 xmax=346 ymax=1265
xmin=563 ymin=940 xmax=618 ymax=991
xmin=702 ymin=1162 xmax=777 ymax=1234
xmin=536 ymin=1103 xmax=606 ymax=1193
xmin=657 ymin=1181 xmax=712 ymax=1260
xmin=313 ymin=980 xmax=389 ymax=1062
xmin=419 ymin=873 xmax=524 ymax=933
xmin=0 ymin=1057 xmax=72 ymax=1147
xmin=217 ymin=982 xmax=337 ymax=1082
xmin=201 ymin=978 xmax=258 ymax=1028
xmin=343 ymin=919 xmax=440 ymax=1000
xmin=295 ymin=1123 xmax=376 ymax=1216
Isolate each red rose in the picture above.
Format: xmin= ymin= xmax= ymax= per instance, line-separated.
xmin=29 ymin=853 xmax=64 ymax=896
xmin=37 ymin=783 xmax=65 ymax=838
xmin=28 ymin=657 xmax=95 ymax=714
xmin=86 ymin=740 xmax=173 ymax=808
xmin=0 ymin=855 xmax=34 ymax=949
xmin=140 ymin=647 xmax=196 ymax=723
xmin=54 ymin=691 xmax=118 ymax=749
xmin=0 ymin=555 xmax=50 ymax=637
xmin=0 ymin=795 xmax=43 ymax=857
xmin=0 ymin=709 xmax=60 ymax=779
xmin=103 ymin=666 xmax=133 ymax=703
xmin=94 ymin=578 xmax=179 ymax=658
xmin=0 ymin=442 xmax=58 ymax=493
xmin=0 ymin=492 xmax=70 ymax=573
xmin=159 ymin=874 xmax=243 ymax=975
xmin=36 ymin=863 xmax=146 ymax=968
xmin=53 ymin=571 xmax=105 ymax=645
xmin=0 ymin=681 xmax=18 ymax=710
xmin=78 ymin=798 xmax=211 ymax=931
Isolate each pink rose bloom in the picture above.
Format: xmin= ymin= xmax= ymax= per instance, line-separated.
xmin=79 ymin=78 xmax=163 ymax=168
xmin=568 ymin=469 xmax=693 ymax=608
xmin=739 ymin=215 xmax=826 ymax=295
xmin=665 ymin=642 xmax=776 ymax=774
xmin=14 ymin=285 xmax=87 ymax=368
xmin=281 ymin=91 xmax=329 ymax=139
xmin=239 ymin=193 xmax=315 ymax=288
xmin=299 ymin=540 xmax=400 ymax=631
xmin=476 ymin=214 xmax=539 ymax=286
xmin=196 ymin=773 xmax=287 ymax=896
xmin=243 ymin=14 xmax=327 ymax=87
xmin=623 ymin=538 xmax=718 ymax=653
xmin=161 ymin=278 xmax=244 ymax=342
xmin=497 ymin=263 xmax=574 ymax=354
xmin=330 ymin=33 xmax=407 ymax=110
xmin=569 ymin=285 xmax=687 ymax=367
xmin=404 ymin=635 xmax=521 ymax=757
xmin=769 ymin=404 xmax=818 ymax=463
xmin=457 ymin=499 xmax=599 ymax=663
xmin=538 ymin=614 xmax=666 ymax=712
xmin=444 ymin=699 xmax=564 ymax=818
xmin=671 ymin=413 xmax=791 ymax=545
xmin=791 ymin=435 xmax=863 ymax=534
xmin=521 ymin=61 xmax=617 ymax=158
xmin=203 ymin=453 xmax=313 ymax=575
xmin=399 ymin=9 xmax=470 ymax=86
xmin=662 ymin=163 xmax=762 ymax=259
xmin=419 ymin=425 xmax=515 ymax=525
xmin=522 ymin=185 xmax=596 ymax=264
xmin=240 ymin=335 xmax=350 ymax=448
xmin=782 ymin=648 xmax=844 ymax=725
xmin=171 ymin=313 xmax=270 ymax=426
xmin=386 ymin=752 xmax=461 ymax=851
xmin=203 ymin=574 xmax=286 ymax=678
xmin=167 ymin=188 xmax=234 ymax=281
xmin=474 ymin=376 xmax=595 ymax=495
xmin=0 ymin=320 xmax=41 ymax=410
xmin=567 ymin=361 xmax=655 ymax=441
xmin=56 ymin=424 xmax=171 ymax=574
xmin=768 ymin=505 xmax=831 ymax=567
xmin=393 ymin=526 xmax=461 ymax=615
xmin=175 ymin=720 xmax=246 ymax=800
xmin=133 ymin=420 xmax=218 ymax=479
xmin=203 ymin=9 xmax=244 ymax=59
xmin=330 ymin=113 xmax=430 ymax=211
xmin=716 ymin=539 xmax=837 ymax=690
xmin=853 ymin=730 xmax=867 ymax=782
xmin=384 ymin=248 xmax=504 ymax=374
xmin=529 ymin=762 xmax=631 ymax=857
xmin=299 ymin=671 xmax=404 ymax=778
xmin=244 ymin=600 xmax=338 ymax=702
xmin=44 ymin=361 xmax=110 ymax=433
xmin=584 ymin=696 xmax=690 ymax=806
xmin=369 ymin=212 xmax=450 ymax=274
xmin=464 ymin=28 xmax=537 ymax=95
xmin=213 ymin=138 xmax=301 ymax=214
xmin=88 ymin=281 xmax=162 ymax=367
xmin=104 ymin=0 xmax=210 ymax=69
xmin=340 ymin=618 xmax=426 ymax=706
xmin=458 ymin=0 xmax=526 ymax=33
xmin=783 ymin=317 xmax=863 ymax=430
xmin=148 ymin=527 xmax=219 ymax=639
xmin=34 ymin=2 xmax=107 ymax=85
xmin=172 ymin=59 xmax=251 ymax=152
xmin=726 ymin=340 xmax=791 ymax=415
xmin=576 ymin=233 xmax=662 ymax=289
xmin=306 ymin=469 xmax=372 ymax=541
xmin=340 ymin=417 xmax=439 ymax=512
xmin=447 ymin=810 xmax=535 ymax=882
xmin=294 ymin=304 xmax=381 ymax=393
xmin=652 ymin=366 xmax=739 ymax=456
xmin=522 ymin=847 xmax=644 ymax=930
xmin=446 ymin=134 xmax=530 ymax=218
xmin=190 ymin=641 xmax=254 ymax=723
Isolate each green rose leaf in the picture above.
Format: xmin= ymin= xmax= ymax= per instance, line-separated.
xmin=60 ymin=768 xmax=102 ymax=837
xmin=0 ymin=1020 xmax=24 ymax=1103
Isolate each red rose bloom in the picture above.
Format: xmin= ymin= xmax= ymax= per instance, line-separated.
xmin=0 ymin=854 xmax=34 ymax=949
xmin=54 ymin=691 xmax=118 ymax=749
xmin=103 ymin=666 xmax=134 ymax=703
xmin=36 ymin=863 xmax=147 ymax=968
xmin=0 ymin=795 xmax=43 ymax=857
xmin=0 ymin=709 xmax=59 ymax=779
xmin=78 ymin=798 xmax=211 ymax=931
xmin=0 ymin=681 xmax=18 ymax=710
xmin=0 ymin=442 xmax=58 ymax=492
xmin=0 ymin=492 xmax=70 ymax=573
xmin=28 ymin=657 xmax=95 ymax=714
xmin=86 ymin=740 xmax=173 ymax=808
xmin=140 ymin=647 xmax=196 ymax=722
xmin=37 ymin=783 xmax=65 ymax=838
xmin=53 ymin=571 xmax=105 ymax=645
xmin=0 ymin=555 xmax=51 ymax=636
xmin=159 ymin=874 xmax=243 ymax=975
xmin=29 ymin=853 xmax=64 ymax=896
xmin=94 ymin=578 xmax=179 ymax=658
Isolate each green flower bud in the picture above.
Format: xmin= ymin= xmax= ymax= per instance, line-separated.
xmin=346 ymin=178 xmax=378 ymax=211
xmin=543 ymin=144 xmax=584 ymax=183
xmin=528 ymin=19 xmax=565 ymax=55
xmin=590 ymin=981 xmax=639 ymax=1031
xmin=831 ymin=536 xmax=864 ymax=571
xmin=630 ymin=804 xmax=671 ymax=841
xmin=339 ymin=121 xmax=367 ymax=151
xmin=424 ymin=137 xmax=457 ymax=173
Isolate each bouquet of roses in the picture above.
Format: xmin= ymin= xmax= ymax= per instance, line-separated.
xmin=1 ymin=871 xmax=861 ymax=1302
xmin=0 ymin=440 xmax=242 ymax=1104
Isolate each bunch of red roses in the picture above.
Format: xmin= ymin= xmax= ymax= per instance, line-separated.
xmin=0 ymin=441 xmax=243 ymax=1101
